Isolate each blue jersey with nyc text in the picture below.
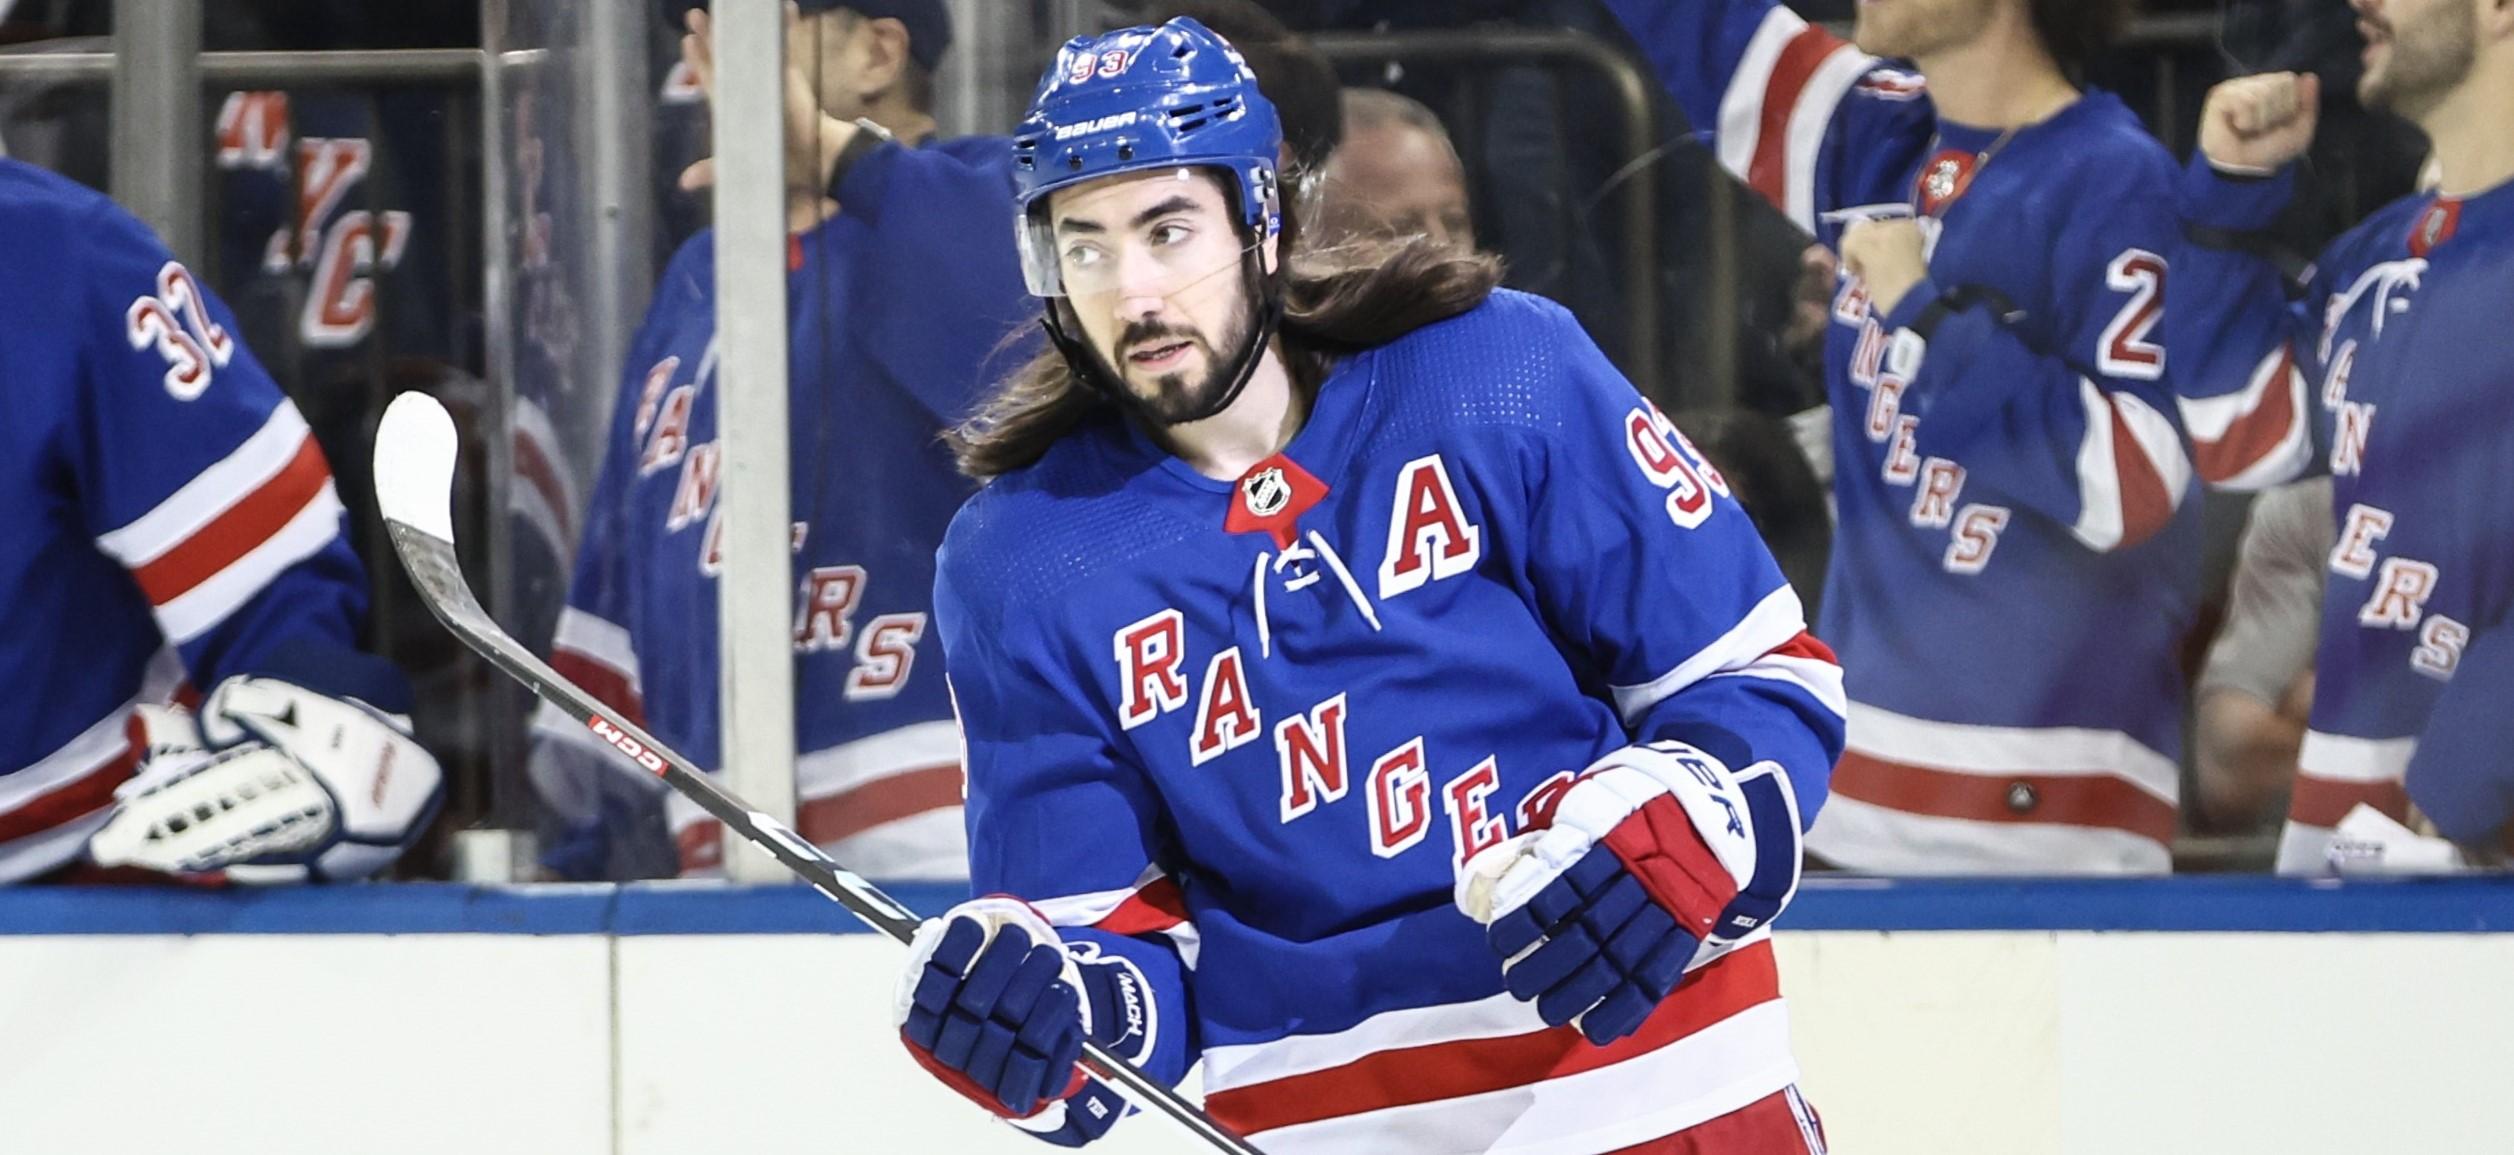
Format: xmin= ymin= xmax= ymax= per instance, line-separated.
xmin=534 ymin=137 xmax=1034 ymax=880
xmin=0 ymin=159 xmax=380 ymax=882
xmin=2172 ymin=161 xmax=2514 ymax=864
xmin=935 ymin=290 xmax=1845 ymax=1154
xmin=1603 ymin=0 xmax=2203 ymax=872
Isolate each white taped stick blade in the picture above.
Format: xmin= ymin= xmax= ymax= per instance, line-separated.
xmin=374 ymin=391 xmax=459 ymax=543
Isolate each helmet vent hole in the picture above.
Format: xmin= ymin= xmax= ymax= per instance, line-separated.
xmin=1118 ymin=144 xmax=1135 ymax=161
xmin=1068 ymin=155 xmax=1085 ymax=170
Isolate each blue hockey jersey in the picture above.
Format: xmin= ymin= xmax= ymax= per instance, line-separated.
xmin=2172 ymin=160 xmax=2514 ymax=869
xmin=1605 ymin=0 xmax=2202 ymax=872
xmin=532 ymin=137 xmax=1034 ymax=880
xmin=0 ymin=159 xmax=379 ymax=882
xmin=935 ymin=290 xmax=1846 ymax=1153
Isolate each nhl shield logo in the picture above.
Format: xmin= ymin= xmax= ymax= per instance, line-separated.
xmin=1224 ymin=453 xmax=1328 ymax=547
xmin=1243 ymin=467 xmax=1292 ymax=519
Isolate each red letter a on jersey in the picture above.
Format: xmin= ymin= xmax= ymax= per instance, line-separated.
xmin=1377 ymin=454 xmax=1482 ymax=598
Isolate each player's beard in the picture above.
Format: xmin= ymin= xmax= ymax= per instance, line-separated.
xmin=1852 ymin=0 xmax=1996 ymax=63
xmin=2358 ymin=1 xmax=2477 ymax=122
xmin=1101 ymin=298 xmax=1257 ymax=426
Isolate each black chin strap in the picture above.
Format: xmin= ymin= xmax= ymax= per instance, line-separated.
xmin=1041 ymin=245 xmax=1286 ymax=428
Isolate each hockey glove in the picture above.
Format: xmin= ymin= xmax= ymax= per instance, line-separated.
xmin=896 ymin=897 xmax=1150 ymax=1142
xmin=88 ymin=676 xmax=444 ymax=883
xmin=1456 ymin=741 xmax=1803 ymax=1045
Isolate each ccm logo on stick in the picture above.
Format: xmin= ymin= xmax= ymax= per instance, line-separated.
xmin=589 ymin=717 xmax=666 ymax=775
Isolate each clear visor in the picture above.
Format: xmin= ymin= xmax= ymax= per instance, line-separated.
xmin=1018 ymin=166 xmax=1268 ymax=299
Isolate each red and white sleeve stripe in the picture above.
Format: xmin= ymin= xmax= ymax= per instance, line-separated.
xmin=1714 ymin=7 xmax=1878 ymax=233
xmin=93 ymin=402 xmax=347 ymax=645
xmin=2069 ymin=382 xmax=2193 ymax=552
xmin=1030 ymin=865 xmax=1201 ymax=969
xmin=1611 ymin=585 xmax=1845 ymax=726
xmin=546 ymin=606 xmax=647 ymax=727
xmin=2178 ymin=347 xmax=2315 ymax=491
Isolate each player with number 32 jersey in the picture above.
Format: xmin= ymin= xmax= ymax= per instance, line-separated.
xmin=0 ymin=158 xmax=439 ymax=885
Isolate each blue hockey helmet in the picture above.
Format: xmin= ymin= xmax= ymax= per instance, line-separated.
xmin=1012 ymin=17 xmax=1285 ymax=297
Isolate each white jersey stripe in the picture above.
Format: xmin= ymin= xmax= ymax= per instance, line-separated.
xmin=660 ymin=722 xmax=966 ymax=835
xmin=1242 ymin=1000 xmax=1797 ymax=1155
xmin=2064 ymin=380 xmax=2190 ymax=552
xmin=1205 ymin=991 xmax=1540 ymax=1094
xmin=2182 ymin=349 xmax=2316 ymax=491
xmin=2115 ymin=390 xmax=2194 ymax=509
xmin=551 ymin=607 xmax=644 ymax=693
xmin=96 ymin=402 xmax=312 ymax=565
xmin=1710 ymin=651 xmax=1849 ymax=719
xmin=1026 ymin=863 xmax=1170 ymax=929
xmin=1714 ymin=7 xmax=1808 ymax=184
xmin=2068 ymin=378 xmax=2126 ymax=550
xmin=0 ymin=808 xmax=117 ymax=884
xmin=1782 ymin=45 xmax=1876 ymax=232
xmin=793 ymin=720 xmax=964 ymax=801
xmin=153 ymin=480 xmax=345 ymax=643
xmin=1845 ymin=702 xmax=2178 ymax=801
xmin=2298 ymin=730 xmax=2416 ymax=784
xmin=0 ymin=703 xmax=140 ymax=813
xmin=2181 ymin=347 xmax=2286 ymax=439
xmin=1611 ymin=585 xmax=1813 ymax=722
xmin=1808 ymin=793 xmax=2171 ymax=873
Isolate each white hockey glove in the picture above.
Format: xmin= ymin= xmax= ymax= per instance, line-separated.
xmin=88 ymin=677 xmax=443 ymax=883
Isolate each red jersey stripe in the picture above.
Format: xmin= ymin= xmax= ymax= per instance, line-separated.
xmin=1746 ymin=27 xmax=1850 ymax=208
xmin=549 ymin=650 xmax=648 ymax=730
xmin=2110 ymin=408 xmax=2176 ymax=548
xmin=1206 ymin=941 xmax=1780 ymax=1137
xmin=2288 ymin=773 xmax=2411 ymax=831
xmin=2193 ymin=351 xmax=2303 ymax=485
xmin=1096 ymin=876 xmax=1191 ymax=937
xmin=130 ymin=433 xmax=331 ymax=605
xmin=796 ymin=763 xmax=963 ymax=846
xmin=1832 ymin=750 xmax=2177 ymax=844
xmin=1764 ymin=631 xmax=1839 ymax=667
xmin=0 ymin=716 xmax=143 ymax=844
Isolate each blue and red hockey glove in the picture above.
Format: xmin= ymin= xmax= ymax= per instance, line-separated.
xmin=895 ymin=897 xmax=1150 ymax=1143
xmin=1456 ymin=741 xmax=1804 ymax=1045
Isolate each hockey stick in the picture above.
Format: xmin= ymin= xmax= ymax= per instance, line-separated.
xmin=372 ymin=392 xmax=1260 ymax=1155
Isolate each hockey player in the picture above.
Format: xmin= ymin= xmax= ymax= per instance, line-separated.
xmin=896 ymin=19 xmax=1846 ymax=1152
xmin=0 ymin=157 xmax=441 ymax=884
xmin=530 ymin=0 xmax=1032 ymax=880
xmin=1602 ymin=0 xmax=2202 ymax=873
xmin=2169 ymin=0 xmax=2514 ymax=867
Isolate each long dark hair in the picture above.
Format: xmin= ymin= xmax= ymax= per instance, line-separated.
xmin=948 ymin=203 xmax=1504 ymax=480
